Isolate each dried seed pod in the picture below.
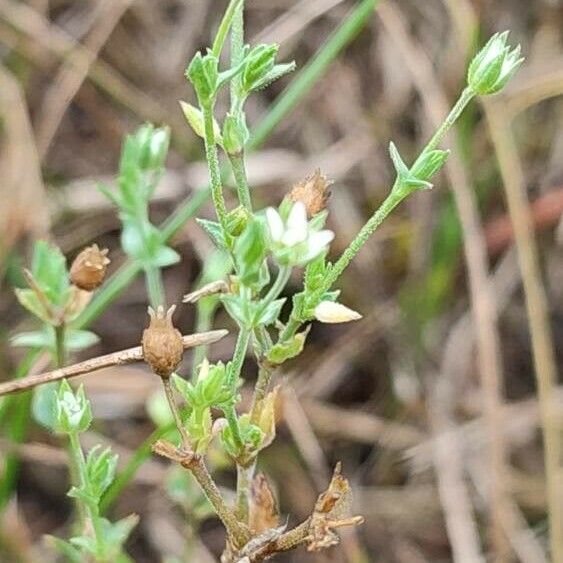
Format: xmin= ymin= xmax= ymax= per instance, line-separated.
xmin=142 ymin=305 xmax=184 ymax=378
xmin=69 ymin=244 xmax=110 ymax=291
xmin=288 ymin=169 xmax=332 ymax=217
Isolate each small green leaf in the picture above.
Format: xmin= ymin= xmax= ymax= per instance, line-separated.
xmin=267 ymin=331 xmax=307 ymax=365
xmin=220 ymin=294 xmax=249 ymax=327
xmin=32 ymin=382 xmax=58 ymax=431
xmin=14 ymin=288 xmax=51 ymax=323
xmin=255 ymin=298 xmax=286 ymax=326
xmin=196 ymin=218 xmax=228 ymax=250
xmin=30 ymin=241 xmax=70 ymax=306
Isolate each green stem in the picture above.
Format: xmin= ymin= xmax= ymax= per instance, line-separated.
xmin=324 ymin=190 xmax=403 ymax=289
xmin=162 ymin=377 xmax=191 ymax=449
xmin=211 ymin=0 xmax=244 ymax=58
xmin=145 ymin=266 xmax=165 ymax=309
xmin=227 ymin=328 xmax=250 ymax=390
xmin=68 ymin=431 xmax=105 ymax=558
xmin=249 ymin=361 xmax=274 ymax=426
xmin=54 ymin=323 xmax=66 ymax=369
xmin=412 ymin=86 xmax=475 ymax=169
xmin=229 ymin=153 xmax=252 ymax=211
xmin=262 ymin=266 xmax=290 ymax=306
xmin=202 ymin=103 xmax=229 ymax=232
xmin=235 ymin=461 xmax=254 ymax=522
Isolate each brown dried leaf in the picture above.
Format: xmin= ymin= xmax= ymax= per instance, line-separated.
xmin=249 ymin=473 xmax=280 ymax=534
xmin=307 ymin=462 xmax=364 ymax=552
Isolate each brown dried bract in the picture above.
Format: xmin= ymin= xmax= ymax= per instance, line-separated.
xmin=142 ymin=305 xmax=184 ymax=378
xmin=69 ymin=244 xmax=110 ymax=291
xmin=250 ymin=473 xmax=280 ymax=534
xmin=307 ymin=462 xmax=364 ymax=552
xmin=288 ymin=169 xmax=332 ymax=217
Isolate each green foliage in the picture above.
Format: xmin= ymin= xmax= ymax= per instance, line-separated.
xmin=99 ymin=124 xmax=179 ymax=271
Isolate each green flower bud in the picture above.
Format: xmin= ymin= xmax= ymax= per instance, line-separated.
xmin=179 ymin=101 xmax=222 ymax=145
xmin=467 ymin=31 xmax=524 ymax=96
xmin=222 ymin=112 xmax=250 ymax=155
xmin=138 ymin=125 xmax=170 ymax=172
xmin=226 ymin=205 xmax=250 ymax=237
xmin=55 ymin=380 xmax=92 ymax=434
xmin=186 ymin=51 xmax=219 ymax=105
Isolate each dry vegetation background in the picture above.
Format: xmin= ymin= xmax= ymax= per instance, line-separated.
xmin=0 ymin=0 xmax=562 ymax=561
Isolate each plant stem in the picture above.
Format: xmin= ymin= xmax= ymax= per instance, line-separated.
xmin=325 ymin=190 xmax=403 ymax=289
xmin=186 ymin=455 xmax=250 ymax=548
xmin=68 ymin=431 xmax=105 ymax=557
xmin=145 ymin=266 xmax=165 ymax=309
xmin=202 ymin=103 xmax=229 ymax=233
xmin=162 ymin=377 xmax=191 ymax=449
xmin=227 ymin=328 xmax=250 ymax=390
xmin=211 ymin=0 xmax=244 ymax=58
xmin=249 ymin=361 xmax=274 ymax=426
xmin=235 ymin=462 xmax=254 ymax=522
xmin=412 ymin=86 xmax=475 ymax=168
xmin=54 ymin=323 xmax=66 ymax=369
xmin=224 ymin=328 xmax=251 ymax=453
xmin=261 ymin=265 xmax=291 ymax=308
xmin=229 ymin=153 xmax=252 ymax=211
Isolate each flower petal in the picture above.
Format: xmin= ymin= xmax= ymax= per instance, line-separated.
xmin=266 ymin=207 xmax=284 ymax=242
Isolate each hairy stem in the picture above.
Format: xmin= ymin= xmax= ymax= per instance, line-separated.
xmin=202 ymin=103 xmax=229 ymax=232
xmin=211 ymin=0 xmax=244 ymax=58
xmin=229 ymin=153 xmax=252 ymax=211
xmin=162 ymin=377 xmax=192 ymax=449
xmin=68 ymin=431 xmax=105 ymax=557
xmin=186 ymin=455 xmax=250 ymax=548
xmin=235 ymin=462 xmax=254 ymax=522
xmin=145 ymin=266 xmax=165 ymax=309
xmin=54 ymin=323 xmax=66 ymax=369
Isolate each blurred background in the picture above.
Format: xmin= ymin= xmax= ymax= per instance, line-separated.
xmin=0 ymin=0 xmax=562 ymax=561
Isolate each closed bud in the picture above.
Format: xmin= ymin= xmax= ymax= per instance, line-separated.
xmin=288 ymin=169 xmax=332 ymax=217
xmin=69 ymin=244 xmax=110 ymax=291
xmin=467 ymin=31 xmax=524 ymax=96
xmin=226 ymin=205 xmax=250 ymax=237
xmin=142 ymin=305 xmax=184 ymax=378
xmin=55 ymin=380 xmax=92 ymax=434
xmin=314 ymin=301 xmax=362 ymax=324
xmin=179 ymin=101 xmax=222 ymax=144
xmin=140 ymin=126 xmax=170 ymax=171
xmin=222 ymin=112 xmax=249 ymax=155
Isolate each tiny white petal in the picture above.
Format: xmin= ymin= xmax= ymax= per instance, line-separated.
xmin=283 ymin=202 xmax=308 ymax=245
xmin=266 ymin=208 xmax=284 ymax=242
xmin=303 ymin=230 xmax=334 ymax=261
xmin=314 ymin=301 xmax=362 ymax=324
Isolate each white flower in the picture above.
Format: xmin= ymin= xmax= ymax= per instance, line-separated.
xmin=265 ymin=202 xmax=334 ymax=266
xmin=314 ymin=301 xmax=362 ymax=324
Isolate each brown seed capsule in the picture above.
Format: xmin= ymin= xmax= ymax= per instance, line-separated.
xmin=69 ymin=244 xmax=110 ymax=291
xmin=142 ymin=305 xmax=184 ymax=378
xmin=288 ymin=169 xmax=332 ymax=217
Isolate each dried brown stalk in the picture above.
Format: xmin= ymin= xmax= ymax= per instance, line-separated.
xmin=0 ymin=330 xmax=228 ymax=397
